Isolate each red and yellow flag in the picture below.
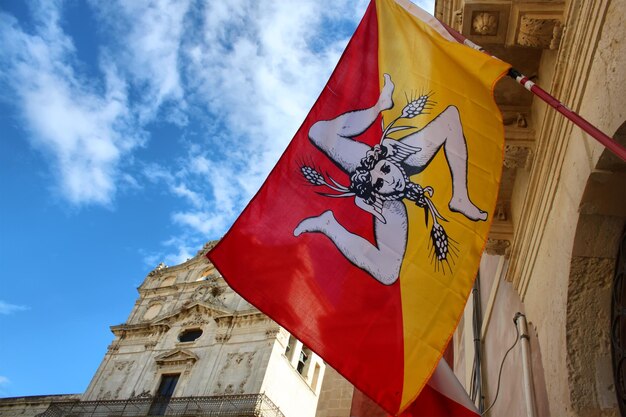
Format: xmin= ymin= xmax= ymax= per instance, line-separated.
xmin=209 ymin=0 xmax=509 ymax=414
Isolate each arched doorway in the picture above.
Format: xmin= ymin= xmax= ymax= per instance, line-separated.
xmin=566 ymin=122 xmax=626 ymax=417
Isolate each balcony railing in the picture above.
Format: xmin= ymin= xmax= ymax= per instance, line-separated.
xmin=36 ymin=394 xmax=285 ymax=417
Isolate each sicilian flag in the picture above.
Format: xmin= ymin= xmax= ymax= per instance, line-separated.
xmin=209 ymin=0 xmax=509 ymax=415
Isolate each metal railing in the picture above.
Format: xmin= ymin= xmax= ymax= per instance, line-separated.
xmin=36 ymin=394 xmax=285 ymax=417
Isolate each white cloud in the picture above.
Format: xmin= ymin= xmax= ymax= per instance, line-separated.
xmin=172 ymin=183 xmax=203 ymax=208
xmin=158 ymin=0 xmax=363 ymax=240
xmin=161 ymin=238 xmax=195 ymax=265
xmin=142 ymin=235 xmax=204 ymax=268
xmin=90 ymin=0 xmax=192 ymax=124
xmin=0 ymin=4 xmax=144 ymax=206
xmin=189 ymin=155 xmax=211 ymax=174
xmin=0 ymin=301 xmax=29 ymax=315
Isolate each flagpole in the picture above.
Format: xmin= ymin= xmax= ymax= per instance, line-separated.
xmin=439 ymin=21 xmax=626 ymax=163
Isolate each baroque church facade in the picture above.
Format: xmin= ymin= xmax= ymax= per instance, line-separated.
xmin=0 ymin=242 xmax=330 ymax=417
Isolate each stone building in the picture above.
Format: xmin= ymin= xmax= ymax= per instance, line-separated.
xmin=436 ymin=0 xmax=626 ymax=416
xmin=0 ymin=242 xmax=326 ymax=417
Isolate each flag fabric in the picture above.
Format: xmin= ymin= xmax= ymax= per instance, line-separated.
xmin=352 ymin=360 xmax=480 ymax=417
xmin=399 ymin=359 xmax=480 ymax=416
xmin=208 ymin=0 xmax=509 ymax=414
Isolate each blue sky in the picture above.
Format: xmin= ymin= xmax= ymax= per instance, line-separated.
xmin=0 ymin=0 xmax=434 ymax=397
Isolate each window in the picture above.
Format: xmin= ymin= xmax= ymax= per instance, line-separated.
xmin=297 ymin=346 xmax=311 ymax=375
xmin=285 ymin=335 xmax=297 ymax=361
xmin=149 ymin=374 xmax=179 ymax=416
xmin=311 ymin=363 xmax=321 ymax=391
xmin=179 ymin=328 xmax=203 ymax=343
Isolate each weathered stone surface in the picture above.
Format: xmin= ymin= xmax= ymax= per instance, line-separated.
xmin=0 ymin=395 xmax=81 ymax=417
xmin=567 ymin=256 xmax=617 ymax=417
xmin=435 ymin=1 xmax=626 ymax=417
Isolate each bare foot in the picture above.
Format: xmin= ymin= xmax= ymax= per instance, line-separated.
xmin=378 ymin=73 xmax=394 ymax=111
xmin=294 ymin=210 xmax=336 ymax=236
xmin=449 ymin=197 xmax=488 ymax=221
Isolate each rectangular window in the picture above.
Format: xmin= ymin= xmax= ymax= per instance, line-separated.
xmin=285 ymin=335 xmax=297 ymax=362
xmin=311 ymin=363 xmax=321 ymax=391
xmin=149 ymin=374 xmax=180 ymax=416
xmin=297 ymin=347 xmax=310 ymax=375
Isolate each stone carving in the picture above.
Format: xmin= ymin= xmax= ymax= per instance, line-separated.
xmin=233 ymin=313 xmax=267 ymax=328
xmin=97 ymin=361 xmax=134 ymax=400
xmin=494 ymin=203 xmax=507 ymax=222
xmin=485 ymin=238 xmax=511 ymax=256
xmin=161 ymin=276 xmax=176 ymax=287
xmin=265 ymin=328 xmax=280 ymax=338
xmin=472 ymin=12 xmax=498 ymax=36
xmin=182 ymin=312 xmax=210 ymax=326
xmin=197 ymin=241 xmax=219 ymax=256
xmin=112 ymin=323 xmax=169 ymax=340
xmin=517 ymin=16 xmax=563 ymax=49
xmin=503 ymin=112 xmax=528 ymax=128
xmin=143 ymin=303 xmax=163 ymax=321
xmin=191 ymin=284 xmax=225 ymax=306
xmin=453 ymin=8 xmax=463 ymax=28
xmin=215 ymin=334 xmax=232 ymax=343
xmin=504 ymin=145 xmax=532 ymax=169
xmin=148 ymin=263 xmax=167 ymax=277
xmin=130 ymin=390 xmax=152 ymax=399
xmin=213 ymin=351 xmax=256 ymax=395
xmin=156 ymin=349 xmax=198 ymax=368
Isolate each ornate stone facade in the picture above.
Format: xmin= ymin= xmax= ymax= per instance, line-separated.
xmin=435 ymin=1 xmax=626 ymax=417
xmin=79 ymin=243 xmax=326 ymax=417
xmin=0 ymin=242 xmax=326 ymax=417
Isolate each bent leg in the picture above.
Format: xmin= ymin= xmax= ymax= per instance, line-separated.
xmin=308 ymin=74 xmax=395 ymax=173
xmin=399 ymin=106 xmax=487 ymax=221
xmin=293 ymin=201 xmax=407 ymax=285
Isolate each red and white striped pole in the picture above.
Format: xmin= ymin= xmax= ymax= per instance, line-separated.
xmin=440 ymin=22 xmax=626 ymax=162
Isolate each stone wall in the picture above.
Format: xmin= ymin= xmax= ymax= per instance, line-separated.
xmin=314 ymin=366 xmax=353 ymax=417
xmin=0 ymin=394 xmax=80 ymax=417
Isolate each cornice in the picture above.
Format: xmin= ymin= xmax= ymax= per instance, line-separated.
xmin=138 ymin=241 xmax=219 ymax=290
xmin=110 ymin=322 xmax=170 ymax=339
xmin=506 ymin=0 xmax=611 ymax=299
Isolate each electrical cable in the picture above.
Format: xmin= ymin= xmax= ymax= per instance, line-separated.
xmin=469 ymin=273 xmax=484 ymax=411
xmin=481 ymin=318 xmax=520 ymax=416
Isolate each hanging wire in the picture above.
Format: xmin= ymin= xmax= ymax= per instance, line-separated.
xmin=481 ymin=317 xmax=521 ymax=416
xmin=469 ymin=273 xmax=484 ymax=411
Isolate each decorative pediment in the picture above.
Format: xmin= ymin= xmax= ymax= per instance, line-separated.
xmin=154 ymin=302 xmax=233 ymax=327
xmin=155 ymin=349 xmax=198 ymax=368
